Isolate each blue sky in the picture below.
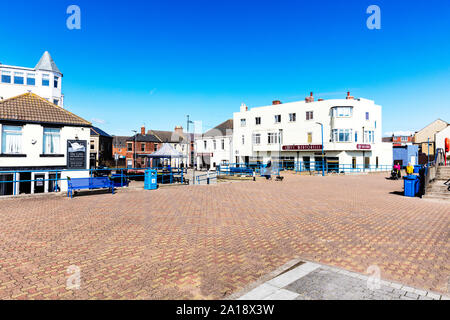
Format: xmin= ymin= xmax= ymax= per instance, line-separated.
xmin=1 ymin=0 xmax=449 ymax=136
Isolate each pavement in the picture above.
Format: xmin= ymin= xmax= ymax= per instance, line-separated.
xmin=0 ymin=172 xmax=449 ymax=299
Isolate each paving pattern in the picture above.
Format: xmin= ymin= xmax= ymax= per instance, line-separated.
xmin=0 ymin=172 xmax=449 ymax=299
xmin=237 ymin=262 xmax=450 ymax=300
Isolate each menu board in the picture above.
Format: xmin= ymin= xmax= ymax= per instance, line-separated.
xmin=67 ymin=140 xmax=87 ymax=169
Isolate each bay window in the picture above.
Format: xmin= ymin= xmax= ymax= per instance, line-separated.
xmin=2 ymin=126 xmax=23 ymax=154
xmin=43 ymin=128 xmax=61 ymax=154
xmin=332 ymin=129 xmax=353 ymax=142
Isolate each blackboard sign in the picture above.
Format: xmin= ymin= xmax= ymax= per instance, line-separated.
xmin=67 ymin=140 xmax=87 ymax=169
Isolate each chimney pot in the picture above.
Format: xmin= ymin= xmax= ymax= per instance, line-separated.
xmin=272 ymin=100 xmax=282 ymax=105
xmin=305 ymin=92 xmax=314 ymax=103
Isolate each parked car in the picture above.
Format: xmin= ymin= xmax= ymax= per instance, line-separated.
xmin=92 ymin=166 xmax=112 ymax=177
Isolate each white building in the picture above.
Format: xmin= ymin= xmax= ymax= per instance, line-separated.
xmin=0 ymin=51 xmax=64 ymax=107
xmin=195 ymin=119 xmax=233 ymax=169
xmin=0 ymin=93 xmax=91 ymax=196
xmin=435 ymin=124 xmax=450 ymax=158
xmin=233 ymin=92 xmax=392 ymax=171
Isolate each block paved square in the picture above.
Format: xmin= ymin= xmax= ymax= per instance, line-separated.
xmin=0 ymin=172 xmax=449 ymax=299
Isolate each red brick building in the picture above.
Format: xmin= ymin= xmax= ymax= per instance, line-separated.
xmin=125 ymin=127 xmax=161 ymax=168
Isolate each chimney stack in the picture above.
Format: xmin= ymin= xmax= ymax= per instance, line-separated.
xmin=346 ymin=91 xmax=354 ymax=100
xmin=174 ymin=126 xmax=184 ymax=134
xmin=240 ymin=103 xmax=248 ymax=112
xmin=141 ymin=126 xmax=146 ymax=135
xmin=305 ymin=92 xmax=314 ymax=103
xmin=272 ymin=100 xmax=282 ymax=105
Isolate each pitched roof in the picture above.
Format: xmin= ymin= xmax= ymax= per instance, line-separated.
xmin=0 ymin=93 xmax=91 ymax=126
xmin=35 ymin=51 xmax=62 ymax=75
xmin=148 ymin=143 xmax=184 ymax=158
xmin=127 ymin=133 xmax=161 ymax=143
xmin=112 ymin=136 xmax=130 ymax=147
xmin=91 ymin=126 xmax=112 ymax=137
xmin=203 ymin=119 xmax=233 ymax=137
xmin=149 ymin=130 xmax=186 ymax=143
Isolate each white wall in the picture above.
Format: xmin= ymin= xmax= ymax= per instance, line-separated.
xmin=435 ymin=125 xmax=450 ymax=154
xmin=0 ymin=66 xmax=63 ymax=106
xmin=0 ymin=123 xmax=90 ymax=192
xmin=232 ymin=97 xmax=390 ymax=168
xmin=195 ymin=135 xmax=233 ymax=169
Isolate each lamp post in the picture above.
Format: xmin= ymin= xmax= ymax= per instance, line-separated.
xmin=187 ymin=115 xmax=194 ymax=184
xmin=316 ymin=122 xmax=324 ymax=176
xmin=278 ymin=129 xmax=283 ymax=172
xmin=132 ymin=130 xmax=137 ymax=168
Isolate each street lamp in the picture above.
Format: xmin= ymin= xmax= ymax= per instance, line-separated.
xmin=187 ymin=115 xmax=194 ymax=184
xmin=278 ymin=129 xmax=283 ymax=171
xmin=316 ymin=122 xmax=325 ymax=176
xmin=132 ymin=130 xmax=137 ymax=169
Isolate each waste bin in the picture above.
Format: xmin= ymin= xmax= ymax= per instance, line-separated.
xmin=413 ymin=165 xmax=421 ymax=174
xmin=144 ymin=170 xmax=158 ymax=190
xmin=403 ymin=175 xmax=419 ymax=197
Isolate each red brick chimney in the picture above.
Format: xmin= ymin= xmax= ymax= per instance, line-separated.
xmin=272 ymin=100 xmax=282 ymax=105
xmin=141 ymin=126 xmax=145 ymax=135
xmin=346 ymin=91 xmax=354 ymax=100
xmin=305 ymin=92 xmax=314 ymax=103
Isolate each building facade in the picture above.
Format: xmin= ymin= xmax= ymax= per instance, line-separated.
xmin=232 ymin=92 xmax=392 ymax=170
xmin=112 ymin=136 xmax=129 ymax=167
xmin=413 ymin=119 xmax=448 ymax=158
xmin=0 ymin=93 xmax=91 ymax=195
xmin=195 ymin=119 xmax=233 ymax=169
xmin=126 ymin=127 xmax=160 ymax=168
xmin=0 ymin=51 xmax=64 ymax=107
xmin=89 ymin=127 xmax=113 ymax=168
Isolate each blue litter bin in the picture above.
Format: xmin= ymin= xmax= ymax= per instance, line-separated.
xmin=403 ymin=175 xmax=419 ymax=197
xmin=413 ymin=165 xmax=421 ymax=174
xmin=144 ymin=170 xmax=158 ymax=190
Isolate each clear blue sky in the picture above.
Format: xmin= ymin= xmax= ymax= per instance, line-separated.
xmin=1 ymin=0 xmax=449 ymax=136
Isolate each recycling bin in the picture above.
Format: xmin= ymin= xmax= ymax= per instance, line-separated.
xmin=144 ymin=170 xmax=158 ymax=190
xmin=413 ymin=165 xmax=421 ymax=174
xmin=403 ymin=175 xmax=419 ymax=197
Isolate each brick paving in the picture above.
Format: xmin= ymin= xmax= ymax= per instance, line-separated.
xmin=0 ymin=172 xmax=449 ymax=299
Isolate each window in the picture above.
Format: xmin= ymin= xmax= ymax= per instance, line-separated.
xmin=307 ymin=132 xmax=313 ymax=144
xmin=364 ymin=130 xmax=374 ymax=143
xmin=221 ymin=139 xmax=225 ymax=150
xmin=127 ymin=143 xmax=132 ymax=151
xmin=90 ymin=140 xmax=95 ymax=150
xmin=213 ymin=140 xmax=217 ymax=150
xmin=42 ymin=74 xmax=50 ymax=86
xmin=27 ymin=73 xmax=35 ymax=86
xmin=306 ymin=111 xmax=314 ymax=120
xmin=2 ymin=126 xmax=22 ymax=154
xmin=355 ymin=131 xmax=358 ymax=142
xmin=289 ymin=113 xmax=296 ymax=122
xmin=332 ymin=107 xmax=353 ymax=117
xmin=154 ymin=144 xmax=158 ymax=152
xmin=401 ymin=136 xmax=408 ymax=142
xmin=204 ymin=141 xmax=207 ymax=149
xmin=242 ymin=135 xmax=245 ymax=145
xmin=268 ymin=132 xmax=280 ymax=144
xmin=1 ymin=71 xmax=11 ymax=83
xmin=365 ymin=112 xmax=370 ymax=120
xmin=332 ymin=129 xmax=353 ymax=142
xmin=141 ymin=143 xmax=145 ymax=152
xmin=255 ymin=117 xmax=261 ymax=125
xmin=53 ymin=99 xmax=59 ymax=106
xmin=253 ymin=133 xmax=261 ymax=145
xmin=240 ymin=119 xmax=246 ymax=127
xmin=274 ymin=115 xmax=281 ymax=123
xmin=14 ymin=72 xmax=24 ymax=85
xmin=42 ymin=128 xmax=61 ymax=154
xmin=54 ymin=76 xmax=59 ymax=88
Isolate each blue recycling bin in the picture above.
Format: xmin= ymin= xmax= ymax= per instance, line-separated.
xmin=144 ymin=170 xmax=158 ymax=190
xmin=413 ymin=165 xmax=421 ymax=174
xmin=403 ymin=175 xmax=419 ymax=197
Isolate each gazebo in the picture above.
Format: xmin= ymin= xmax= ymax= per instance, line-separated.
xmin=147 ymin=143 xmax=186 ymax=168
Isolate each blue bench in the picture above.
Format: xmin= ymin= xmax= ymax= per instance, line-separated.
xmin=67 ymin=177 xmax=114 ymax=198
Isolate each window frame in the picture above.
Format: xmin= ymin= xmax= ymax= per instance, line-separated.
xmin=274 ymin=114 xmax=281 ymax=124
xmin=289 ymin=113 xmax=297 ymax=122
xmin=306 ymin=111 xmax=314 ymax=121
xmin=2 ymin=125 xmax=23 ymax=154
xmin=14 ymin=72 xmax=24 ymax=85
xmin=1 ymin=71 xmax=12 ymax=83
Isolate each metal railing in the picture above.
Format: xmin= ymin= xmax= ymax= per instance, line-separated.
xmin=0 ymin=166 xmax=188 ymax=197
xmin=195 ymin=172 xmax=217 ymax=185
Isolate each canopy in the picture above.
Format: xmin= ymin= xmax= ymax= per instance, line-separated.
xmin=147 ymin=143 xmax=185 ymax=158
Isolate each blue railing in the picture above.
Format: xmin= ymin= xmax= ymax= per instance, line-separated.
xmin=216 ymin=163 xmax=281 ymax=177
xmin=0 ymin=166 xmax=188 ymax=197
xmin=195 ymin=172 xmax=217 ymax=184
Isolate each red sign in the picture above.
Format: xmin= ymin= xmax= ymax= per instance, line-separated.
xmin=282 ymin=145 xmax=323 ymax=151
xmin=357 ymin=144 xmax=371 ymax=150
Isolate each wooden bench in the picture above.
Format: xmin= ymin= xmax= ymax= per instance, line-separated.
xmin=67 ymin=177 xmax=114 ymax=198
